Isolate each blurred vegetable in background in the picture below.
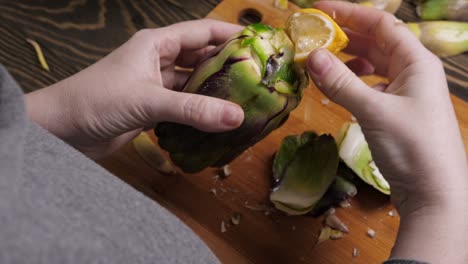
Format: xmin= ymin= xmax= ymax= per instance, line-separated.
xmin=290 ymin=0 xmax=402 ymax=13
xmin=408 ymin=21 xmax=468 ymax=57
xmin=417 ymin=0 xmax=468 ymax=21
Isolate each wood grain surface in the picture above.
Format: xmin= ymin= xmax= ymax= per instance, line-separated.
xmin=0 ymin=0 xmax=466 ymax=98
xmin=0 ymin=1 xmax=467 ymax=264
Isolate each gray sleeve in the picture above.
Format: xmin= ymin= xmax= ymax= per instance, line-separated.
xmin=0 ymin=65 xmax=219 ymax=264
xmin=383 ymin=259 xmax=429 ymax=264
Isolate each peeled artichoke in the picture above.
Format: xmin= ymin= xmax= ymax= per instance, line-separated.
xmin=155 ymin=23 xmax=308 ymax=173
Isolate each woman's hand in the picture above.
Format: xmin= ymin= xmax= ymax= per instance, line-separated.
xmin=25 ymin=19 xmax=244 ymax=159
xmin=308 ymin=2 xmax=468 ymax=262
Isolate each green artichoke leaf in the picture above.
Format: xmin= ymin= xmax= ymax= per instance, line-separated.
xmin=272 ymin=135 xmax=301 ymax=182
xmin=309 ymin=175 xmax=358 ymax=216
xmin=270 ymin=133 xmax=339 ymax=215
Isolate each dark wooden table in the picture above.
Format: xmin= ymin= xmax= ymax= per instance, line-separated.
xmin=0 ymin=0 xmax=466 ymax=99
xmin=0 ymin=0 xmax=219 ymax=92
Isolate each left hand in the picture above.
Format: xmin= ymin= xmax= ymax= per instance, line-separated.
xmin=25 ymin=19 xmax=244 ymax=159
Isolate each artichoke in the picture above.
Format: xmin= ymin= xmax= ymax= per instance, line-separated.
xmin=270 ymin=131 xmax=339 ymax=215
xmin=155 ymin=23 xmax=308 ymax=173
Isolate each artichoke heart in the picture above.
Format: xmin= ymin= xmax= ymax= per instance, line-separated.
xmin=270 ymin=132 xmax=339 ymax=215
xmin=155 ymin=23 xmax=308 ymax=173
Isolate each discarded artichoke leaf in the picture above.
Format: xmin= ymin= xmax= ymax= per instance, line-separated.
xmin=309 ymin=175 xmax=358 ymax=216
xmin=270 ymin=132 xmax=339 ymax=215
xmin=325 ymin=212 xmax=349 ymax=233
xmin=132 ymin=132 xmax=177 ymax=175
xmin=274 ymin=0 xmax=289 ymax=10
xmin=337 ymin=122 xmax=390 ymax=195
xmin=26 ymin=38 xmax=49 ymax=72
xmin=317 ymin=226 xmax=344 ymax=244
xmin=417 ymin=0 xmax=468 ymax=21
xmin=272 ymin=132 xmax=318 ymax=182
xmin=357 ymin=0 xmax=402 ymax=13
xmin=155 ymin=23 xmax=308 ymax=173
xmin=408 ymin=21 xmax=468 ymax=58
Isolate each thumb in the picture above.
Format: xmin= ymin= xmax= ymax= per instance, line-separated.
xmin=154 ymin=89 xmax=244 ymax=132
xmin=306 ymin=49 xmax=381 ymax=118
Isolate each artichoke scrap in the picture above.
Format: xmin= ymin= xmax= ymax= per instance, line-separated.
xmin=337 ymin=122 xmax=390 ymax=195
xmin=155 ymin=24 xmax=308 ymax=173
xmin=417 ymin=0 xmax=468 ymax=21
xmin=270 ymin=132 xmax=340 ymax=215
xmin=408 ymin=21 xmax=468 ymax=58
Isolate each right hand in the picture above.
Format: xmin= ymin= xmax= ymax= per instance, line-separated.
xmin=307 ymin=2 xmax=468 ymax=262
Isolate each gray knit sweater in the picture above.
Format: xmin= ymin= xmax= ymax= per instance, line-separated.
xmin=0 ymin=65 xmax=427 ymax=264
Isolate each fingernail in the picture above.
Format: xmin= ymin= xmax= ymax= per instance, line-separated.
xmin=307 ymin=49 xmax=331 ymax=76
xmin=222 ymin=104 xmax=243 ymax=127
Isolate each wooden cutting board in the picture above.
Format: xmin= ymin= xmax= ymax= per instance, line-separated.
xmin=100 ymin=0 xmax=468 ymax=263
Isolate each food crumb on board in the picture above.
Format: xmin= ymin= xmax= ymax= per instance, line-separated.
xmin=332 ymin=10 xmax=336 ymax=19
xmin=221 ymin=165 xmax=231 ymax=178
xmin=231 ymin=213 xmax=241 ymax=225
xmin=367 ymin=228 xmax=376 ymax=238
xmin=209 ymin=188 xmax=217 ymax=196
xmin=353 ymin=247 xmax=359 ymax=257
xmin=388 ymin=210 xmax=395 ymax=217
xmin=351 ymin=115 xmax=357 ymax=122
xmin=325 ymin=212 xmax=349 ymax=233
xmin=320 ymin=98 xmax=330 ymax=105
xmin=221 ymin=220 xmax=227 ymax=233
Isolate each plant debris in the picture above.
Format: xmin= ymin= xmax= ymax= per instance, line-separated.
xmin=388 ymin=210 xmax=395 ymax=217
xmin=339 ymin=200 xmax=351 ymax=208
xmin=221 ymin=165 xmax=231 ymax=178
xmin=367 ymin=228 xmax=376 ymax=238
xmin=320 ymin=98 xmax=330 ymax=105
xmin=243 ymin=202 xmax=274 ymax=213
xmin=132 ymin=132 xmax=177 ymax=174
xmin=209 ymin=188 xmax=217 ymax=196
xmin=325 ymin=212 xmax=349 ymax=233
xmin=352 ymin=247 xmax=359 ymax=257
xmin=26 ymin=38 xmax=49 ymax=72
xmin=318 ymin=226 xmax=344 ymax=244
xmin=231 ymin=213 xmax=241 ymax=225
xmin=221 ymin=220 xmax=227 ymax=233
xmin=273 ymin=0 xmax=288 ymax=10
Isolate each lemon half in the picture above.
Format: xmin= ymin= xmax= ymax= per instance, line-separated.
xmin=286 ymin=8 xmax=349 ymax=66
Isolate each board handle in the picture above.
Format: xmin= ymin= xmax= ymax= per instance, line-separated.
xmin=207 ymin=0 xmax=299 ymax=26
